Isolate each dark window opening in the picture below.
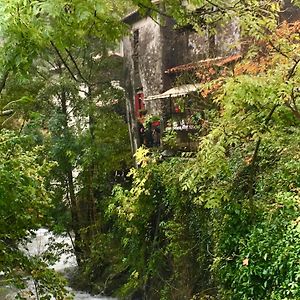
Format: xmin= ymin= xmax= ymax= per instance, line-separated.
xmin=208 ymin=28 xmax=216 ymax=58
xmin=133 ymin=29 xmax=139 ymax=74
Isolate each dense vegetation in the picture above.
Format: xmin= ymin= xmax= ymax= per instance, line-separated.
xmin=1 ymin=0 xmax=300 ymax=299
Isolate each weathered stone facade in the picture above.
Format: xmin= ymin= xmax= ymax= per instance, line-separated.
xmin=122 ymin=8 xmax=240 ymax=151
xmin=123 ymin=13 xmax=234 ymax=99
xmin=123 ymin=2 xmax=300 ymax=152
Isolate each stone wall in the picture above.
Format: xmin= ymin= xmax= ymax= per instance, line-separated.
xmin=122 ymin=14 xmax=217 ymax=99
xmin=215 ymin=20 xmax=240 ymax=57
xmin=123 ymin=16 xmax=163 ymax=98
xmin=122 ymin=11 xmax=239 ymax=149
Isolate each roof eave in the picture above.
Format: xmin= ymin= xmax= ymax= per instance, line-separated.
xmin=122 ymin=10 xmax=142 ymax=25
xmin=165 ymin=54 xmax=242 ymax=74
xmin=144 ymin=83 xmax=202 ymax=101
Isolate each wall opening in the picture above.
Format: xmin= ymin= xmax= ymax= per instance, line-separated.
xmin=133 ymin=29 xmax=140 ymax=75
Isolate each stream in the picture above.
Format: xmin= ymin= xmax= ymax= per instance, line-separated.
xmin=4 ymin=228 xmax=116 ymax=300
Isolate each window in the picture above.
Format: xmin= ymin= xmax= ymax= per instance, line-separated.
xmin=133 ymin=29 xmax=139 ymax=73
xmin=134 ymin=91 xmax=145 ymax=118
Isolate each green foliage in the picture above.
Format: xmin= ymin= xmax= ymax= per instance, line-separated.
xmin=98 ymin=16 xmax=300 ymax=298
xmin=0 ymin=0 xmax=134 ymax=297
xmin=212 ymin=123 xmax=300 ymax=299
xmin=0 ymin=0 xmax=128 ymax=72
xmin=107 ymin=153 xmax=214 ymax=299
xmin=162 ymin=129 xmax=177 ymax=149
xmin=1 ymin=0 xmax=300 ymax=299
xmin=229 ymin=200 xmax=300 ymax=300
xmin=0 ymin=131 xmax=52 ymax=241
xmin=133 ymin=0 xmax=281 ymax=38
xmin=0 ymin=130 xmax=70 ymax=298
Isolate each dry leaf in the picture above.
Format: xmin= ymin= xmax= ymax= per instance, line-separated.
xmin=243 ymin=258 xmax=249 ymax=266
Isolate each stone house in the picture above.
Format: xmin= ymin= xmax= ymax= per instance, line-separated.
xmin=122 ymin=3 xmax=239 ymax=151
xmin=122 ymin=1 xmax=300 ymax=152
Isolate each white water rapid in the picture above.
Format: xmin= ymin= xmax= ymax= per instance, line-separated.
xmin=5 ymin=228 xmax=116 ymax=300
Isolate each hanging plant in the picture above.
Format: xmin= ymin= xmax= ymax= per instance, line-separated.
xmin=145 ymin=114 xmax=160 ymax=126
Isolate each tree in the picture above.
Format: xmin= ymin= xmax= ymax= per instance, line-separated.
xmin=0 ymin=0 xmax=132 ymax=296
xmin=0 ymin=130 xmax=69 ymax=299
xmin=103 ymin=3 xmax=300 ymax=299
xmin=2 ymin=0 xmax=300 ymax=298
xmin=132 ymin=0 xmax=279 ymax=34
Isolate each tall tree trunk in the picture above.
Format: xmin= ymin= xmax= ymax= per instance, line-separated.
xmin=86 ymin=85 xmax=98 ymax=234
xmin=59 ymin=87 xmax=84 ymax=263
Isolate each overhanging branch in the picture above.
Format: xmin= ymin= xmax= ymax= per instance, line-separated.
xmin=50 ymin=41 xmax=79 ymax=83
xmin=65 ymin=48 xmax=90 ymax=85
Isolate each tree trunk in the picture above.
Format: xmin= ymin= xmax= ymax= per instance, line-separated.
xmin=59 ymin=87 xmax=84 ymax=263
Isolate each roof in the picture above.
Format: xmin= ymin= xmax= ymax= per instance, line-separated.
xmin=122 ymin=0 xmax=160 ymax=24
xmin=144 ymin=83 xmax=202 ymax=101
xmin=165 ymin=54 xmax=242 ymax=74
xmin=122 ymin=10 xmax=141 ymax=24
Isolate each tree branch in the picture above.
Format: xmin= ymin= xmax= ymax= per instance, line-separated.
xmin=136 ymin=2 xmax=172 ymax=19
xmin=65 ymin=48 xmax=90 ymax=84
xmin=288 ymin=105 xmax=300 ymax=120
xmin=268 ymin=39 xmax=291 ymax=61
xmin=50 ymin=41 xmax=79 ymax=83
xmin=287 ymin=58 xmax=300 ymax=81
xmin=0 ymin=109 xmax=14 ymax=117
xmin=0 ymin=71 xmax=9 ymax=94
xmin=1 ymin=112 xmax=16 ymax=126
xmin=284 ymin=59 xmax=300 ymax=119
